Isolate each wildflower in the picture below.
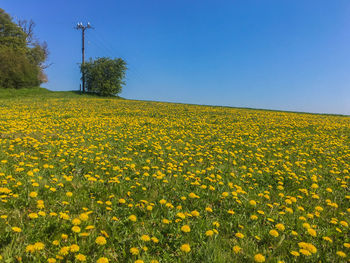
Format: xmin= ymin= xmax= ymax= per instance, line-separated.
xmin=59 ymin=246 xmax=70 ymax=256
xmin=299 ymin=249 xmax=311 ymax=256
xmin=70 ymin=244 xmax=80 ymax=252
xmin=233 ymin=245 xmax=241 ymax=254
xmin=96 ymin=257 xmax=109 ymax=263
xmin=181 ymin=225 xmax=191 ymax=233
xmin=129 ymin=215 xmax=137 ymax=222
xmin=130 ymin=247 xmax=139 ymax=255
xmin=290 ymin=251 xmax=300 ymax=257
xmin=275 ymin=224 xmax=285 ymax=231
xmin=336 ymin=251 xmax=346 ymax=258
xmin=95 ymin=236 xmax=107 ymax=245
xmin=307 ymin=228 xmax=317 ymax=237
xmin=72 ymin=226 xmax=81 ymax=233
xmin=180 ymin=243 xmax=191 ymax=253
xmin=75 ymin=254 xmax=87 ymax=261
xmin=29 ymin=191 xmax=37 ymax=198
xmin=11 ymin=227 xmax=21 ymax=233
xmin=205 ymin=230 xmax=214 ymax=236
xmin=269 ymin=229 xmax=279 ymax=237
xmin=235 ymin=232 xmax=244 ymax=239
xmin=254 ymin=254 xmax=265 ymax=262
xmin=33 ymin=242 xmax=44 ymax=251
xmin=140 ymin=235 xmax=151 ymax=241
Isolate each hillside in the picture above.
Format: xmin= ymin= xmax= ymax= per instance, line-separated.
xmin=0 ymin=90 xmax=349 ymax=262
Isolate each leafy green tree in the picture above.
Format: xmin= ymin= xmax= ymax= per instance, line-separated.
xmin=0 ymin=8 xmax=48 ymax=89
xmin=81 ymin=57 xmax=127 ymax=96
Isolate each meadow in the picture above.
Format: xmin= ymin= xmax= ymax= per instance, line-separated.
xmin=0 ymin=91 xmax=349 ymax=262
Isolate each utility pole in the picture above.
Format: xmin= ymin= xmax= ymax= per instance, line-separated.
xmin=75 ymin=22 xmax=92 ymax=93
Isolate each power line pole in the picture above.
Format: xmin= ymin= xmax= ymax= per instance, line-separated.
xmin=75 ymin=22 xmax=92 ymax=93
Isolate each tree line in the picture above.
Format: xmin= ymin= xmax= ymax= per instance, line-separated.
xmin=0 ymin=8 xmax=48 ymax=89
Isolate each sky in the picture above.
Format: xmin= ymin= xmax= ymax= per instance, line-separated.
xmin=2 ymin=0 xmax=350 ymax=115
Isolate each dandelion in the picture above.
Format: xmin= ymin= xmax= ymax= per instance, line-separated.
xmin=181 ymin=225 xmax=191 ymax=233
xmin=336 ymin=251 xmax=346 ymax=258
xmin=95 ymin=236 xmax=107 ymax=245
xmin=205 ymin=230 xmax=214 ymax=236
xmin=96 ymin=257 xmax=109 ymax=263
xmin=130 ymin=247 xmax=139 ymax=255
xmin=129 ymin=215 xmax=137 ymax=222
xmin=235 ymin=232 xmax=244 ymax=239
xmin=180 ymin=243 xmax=191 ymax=253
xmin=75 ymin=254 xmax=87 ymax=261
xmin=269 ymin=229 xmax=279 ymax=237
xmin=233 ymin=245 xmax=241 ymax=254
xmin=140 ymin=235 xmax=151 ymax=241
xmin=11 ymin=227 xmax=21 ymax=233
xmin=254 ymin=254 xmax=265 ymax=262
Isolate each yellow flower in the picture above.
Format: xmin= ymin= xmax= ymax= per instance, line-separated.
xmin=269 ymin=229 xmax=279 ymax=237
xmin=79 ymin=213 xmax=89 ymax=221
xmin=290 ymin=251 xmax=300 ymax=257
xmin=323 ymin=236 xmax=333 ymax=243
xmin=26 ymin=244 xmax=35 ymax=253
xmin=70 ymin=244 xmax=80 ymax=252
xmin=249 ymin=200 xmax=257 ymax=206
xmin=337 ymin=251 xmax=346 ymax=258
xmin=340 ymin=221 xmax=348 ymax=227
xmin=129 ymin=215 xmax=137 ymax=222
xmin=96 ymin=257 xmax=109 ymax=263
xmin=205 ymin=207 xmax=213 ymax=212
xmin=307 ymin=228 xmax=317 ymax=237
xmin=233 ymin=245 xmax=241 ymax=254
xmin=59 ymin=246 xmax=70 ymax=256
xmin=28 ymin=213 xmax=38 ymax=219
xmin=33 ymin=242 xmax=44 ymax=251
xmin=336 ymin=251 xmax=346 ymax=258
xmin=254 ymin=254 xmax=265 ymax=262
xmin=72 ymin=226 xmax=81 ymax=233
xmin=205 ymin=230 xmax=214 ymax=236
xmin=48 ymin=258 xmax=56 ymax=263
xmin=191 ymin=210 xmax=199 ymax=217
xmin=130 ymin=247 xmax=139 ymax=255
xmin=188 ymin=192 xmax=198 ymax=198
xmin=181 ymin=225 xmax=191 ymax=233
xmin=250 ymin=215 xmax=258 ymax=220
xmin=275 ymin=224 xmax=285 ymax=231
xmin=299 ymin=249 xmax=311 ymax=256
xmin=180 ymin=243 xmax=191 ymax=253
xmin=11 ymin=227 xmax=22 ymax=233
xmin=162 ymin=219 xmax=170 ymax=224
xmin=140 ymin=235 xmax=151 ymax=241
xmin=29 ymin=191 xmax=37 ymax=198
xmin=75 ymin=254 xmax=87 ymax=261
xmin=135 ymin=260 xmax=144 ymax=263
xmin=72 ymin=218 xmax=81 ymax=225
xmin=95 ymin=236 xmax=107 ymax=245
xmin=235 ymin=232 xmax=244 ymax=239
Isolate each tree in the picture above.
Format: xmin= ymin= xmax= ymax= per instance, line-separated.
xmin=81 ymin=57 xmax=127 ymax=96
xmin=0 ymin=8 xmax=48 ymax=89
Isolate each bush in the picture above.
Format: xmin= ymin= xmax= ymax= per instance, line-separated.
xmin=81 ymin=57 xmax=127 ymax=96
xmin=0 ymin=8 xmax=48 ymax=89
xmin=0 ymin=47 xmax=40 ymax=89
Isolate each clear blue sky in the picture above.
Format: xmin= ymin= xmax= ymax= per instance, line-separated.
xmin=2 ymin=0 xmax=350 ymax=114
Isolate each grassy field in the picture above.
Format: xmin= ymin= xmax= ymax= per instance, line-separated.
xmin=0 ymin=89 xmax=349 ymax=262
